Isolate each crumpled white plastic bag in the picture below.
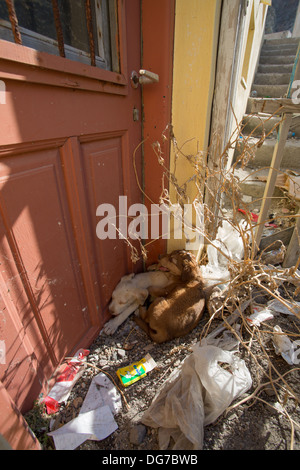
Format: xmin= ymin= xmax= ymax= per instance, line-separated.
xmin=207 ymin=221 xmax=244 ymax=267
xmin=202 ymin=221 xmax=245 ymax=285
xmin=142 ymin=343 xmax=252 ymax=450
xmin=273 ymin=325 xmax=300 ymax=365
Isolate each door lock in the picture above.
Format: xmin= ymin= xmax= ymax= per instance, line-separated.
xmin=131 ymin=69 xmax=159 ymax=88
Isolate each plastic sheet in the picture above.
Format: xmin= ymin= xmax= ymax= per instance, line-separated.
xmin=44 ymin=349 xmax=89 ymax=414
xmin=246 ymin=305 xmax=274 ymax=326
xmin=201 ymin=220 xmax=245 ymax=285
xmin=207 ymin=220 xmax=244 ymax=268
xmin=273 ymin=325 xmax=300 ymax=365
xmin=142 ymin=343 xmax=252 ymax=450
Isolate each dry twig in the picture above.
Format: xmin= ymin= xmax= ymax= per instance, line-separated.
xmin=128 ymin=116 xmax=300 ymax=448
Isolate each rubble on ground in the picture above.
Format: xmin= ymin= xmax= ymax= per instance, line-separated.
xmin=25 ymin=260 xmax=300 ymax=450
xmin=24 ymin=124 xmax=300 ymax=451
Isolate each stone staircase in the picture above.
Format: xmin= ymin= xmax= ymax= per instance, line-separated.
xmin=234 ymin=36 xmax=300 ymax=207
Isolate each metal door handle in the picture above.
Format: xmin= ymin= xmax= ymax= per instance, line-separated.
xmin=139 ymin=69 xmax=159 ymax=84
xmin=131 ymin=70 xmax=159 ymax=88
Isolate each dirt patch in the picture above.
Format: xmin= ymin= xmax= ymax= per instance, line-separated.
xmin=26 ymin=298 xmax=300 ymax=451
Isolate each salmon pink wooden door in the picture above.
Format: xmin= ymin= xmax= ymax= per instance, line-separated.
xmin=0 ymin=0 xmax=142 ymax=415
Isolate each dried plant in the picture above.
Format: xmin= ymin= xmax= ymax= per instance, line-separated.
xmin=130 ymin=114 xmax=300 ymax=449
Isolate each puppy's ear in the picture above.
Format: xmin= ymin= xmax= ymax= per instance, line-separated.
xmin=121 ymin=273 xmax=135 ymax=283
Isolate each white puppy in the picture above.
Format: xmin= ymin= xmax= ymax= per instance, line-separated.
xmin=104 ymin=270 xmax=175 ymax=335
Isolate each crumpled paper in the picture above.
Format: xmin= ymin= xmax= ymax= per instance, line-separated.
xmin=48 ymin=406 xmax=117 ymax=450
xmin=48 ymin=372 xmax=122 ymax=450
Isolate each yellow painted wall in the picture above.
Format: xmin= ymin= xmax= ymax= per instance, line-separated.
xmin=168 ymin=0 xmax=222 ymax=251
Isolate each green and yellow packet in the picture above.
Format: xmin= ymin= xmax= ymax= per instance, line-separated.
xmin=116 ymin=354 xmax=157 ymax=387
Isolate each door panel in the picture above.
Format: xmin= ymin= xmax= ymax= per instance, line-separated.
xmin=0 ymin=148 xmax=91 ymax=352
xmin=0 ymin=243 xmax=43 ymax=408
xmin=79 ymin=134 xmax=129 ymax=309
xmin=0 ymin=144 xmax=93 ymax=389
xmin=0 ymin=0 xmax=142 ymax=414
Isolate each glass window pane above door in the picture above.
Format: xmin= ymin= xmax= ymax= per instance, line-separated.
xmin=0 ymin=0 xmax=119 ymax=72
xmin=58 ymin=0 xmax=93 ymax=54
xmin=8 ymin=0 xmax=57 ymax=40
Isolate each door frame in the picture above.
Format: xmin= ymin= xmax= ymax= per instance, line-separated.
xmin=141 ymin=0 xmax=175 ymax=265
xmin=0 ymin=0 xmax=175 ymax=449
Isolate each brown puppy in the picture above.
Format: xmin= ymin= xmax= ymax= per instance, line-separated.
xmin=134 ymin=250 xmax=205 ymax=343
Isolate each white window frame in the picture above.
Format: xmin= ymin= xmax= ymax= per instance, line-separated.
xmin=0 ymin=0 xmax=115 ymax=71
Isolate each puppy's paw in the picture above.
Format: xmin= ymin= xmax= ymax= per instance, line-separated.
xmin=103 ymin=317 xmax=120 ymax=335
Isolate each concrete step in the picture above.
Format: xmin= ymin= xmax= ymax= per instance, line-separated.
xmin=250 ymin=84 xmax=288 ymax=98
xmin=262 ymin=41 xmax=299 ymax=49
xmin=253 ymin=72 xmax=291 ymax=85
xmin=260 ymin=46 xmax=298 ymax=57
xmin=234 ymin=37 xmax=300 ymax=205
xmin=257 ymin=63 xmax=294 ymax=74
xmin=234 ymin=137 xmax=300 ymax=169
xmin=259 ymin=54 xmax=296 ymax=65
xmin=234 ymin=166 xmax=285 ymax=200
xmin=264 ymin=37 xmax=300 ymax=47
xmin=242 ymin=114 xmax=280 ymax=136
xmin=290 ymin=115 xmax=300 ymax=136
xmin=242 ymin=114 xmax=300 ymax=138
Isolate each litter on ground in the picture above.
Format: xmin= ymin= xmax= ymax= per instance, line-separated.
xmin=24 ymin=124 xmax=300 ymax=451
xmin=116 ymin=354 xmax=157 ymax=388
xmin=142 ymin=343 xmax=252 ymax=450
xmin=43 ymin=349 xmax=90 ymax=414
xmin=48 ymin=372 xmax=121 ymax=450
xmin=272 ymin=325 xmax=300 ymax=365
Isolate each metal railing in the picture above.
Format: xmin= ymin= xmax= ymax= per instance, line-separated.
xmin=4 ymin=0 xmax=97 ymax=66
